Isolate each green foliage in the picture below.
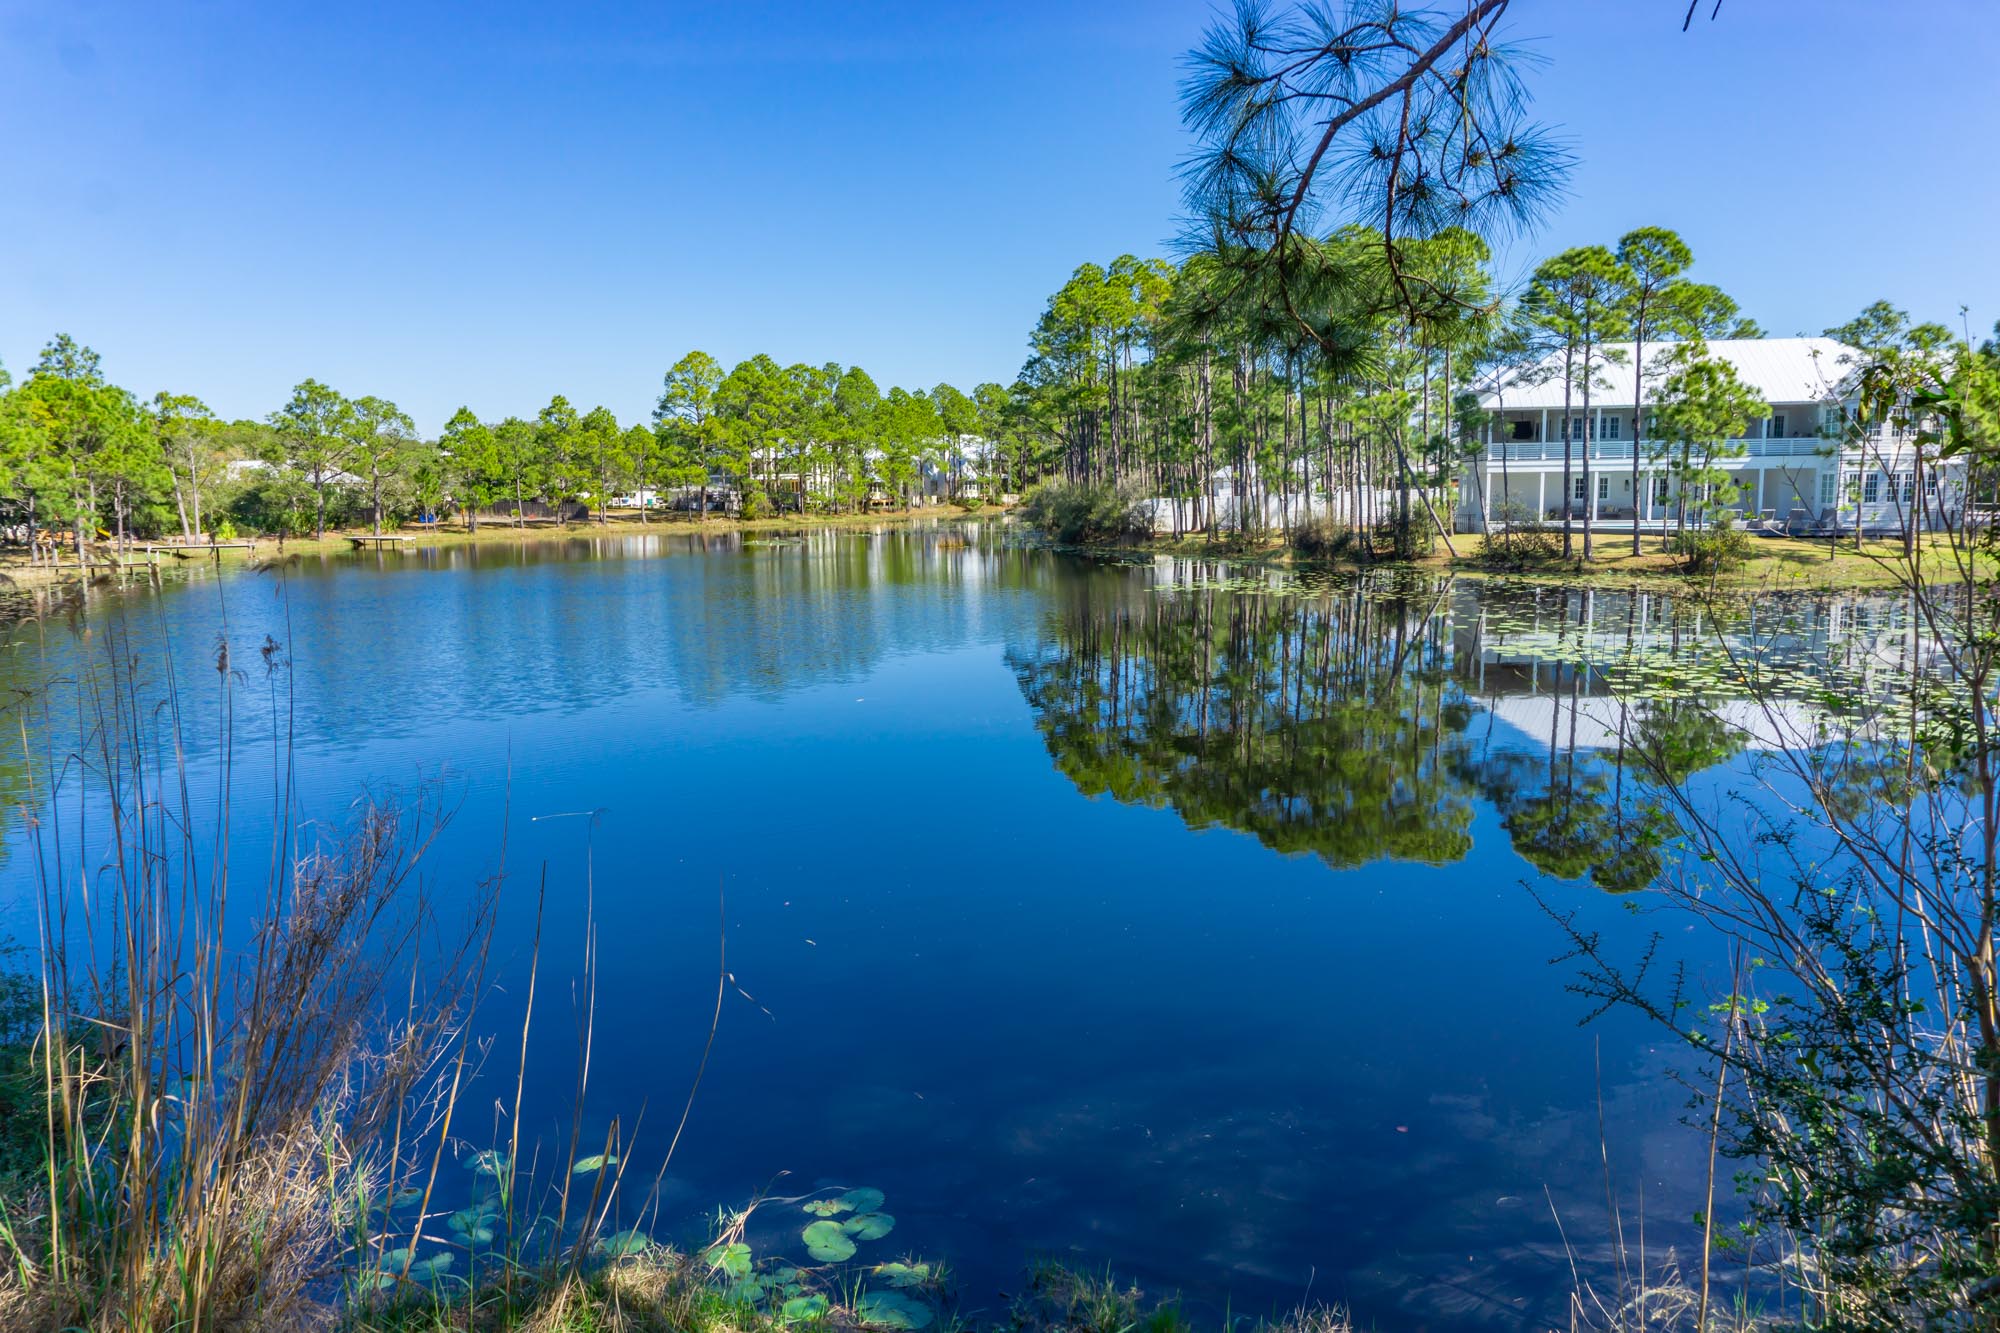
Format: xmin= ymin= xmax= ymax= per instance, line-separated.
xmin=841 ymin=1212 xmax=894 ymax=1241
xmin=706 ymin=1241 xmax=753 ymax=1279
xmin=1668 ymin=519 xmax=1753 ymax=574
xmin=1019 ymin=481 xmax=1150 ymax=545
xmin=1288 ymin=517 xmax=1358 ymax=561
xmin=1377 ymin=509 xmax=1434 ymax=560
xmin=780 ymin=1293 xmax=830 ymax=1321
xmin=854 ymin=1289 xmax=932 ymax=1329
xmin=1653 ymin=340 xmax=1768 ymax=530
xmin=1479 ymin=503 xmax=1565 ymax=566
xmin=800 ymin=1220 xmax=856 ymax=1263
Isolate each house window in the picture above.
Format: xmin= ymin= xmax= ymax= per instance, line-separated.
xmin=1597 ymin=474 xmax=1610 ymax=500
xmin=1863 ymin=473 xmax=1882 ymax=504
xmin=1573 ymin=475 xmax=1588 ymax=501
xmin=1510 ymin=420 xmax=1534 ymax=441
xmin=1819 ymin=471 xmax=1838 ymax=507
xmin=1602 ymin=416 xmax=1621 ymax=440
xmin=1897 ymin=472 xmax=1914 ymax=502
xmin=1768 ymin=414 xmax=1786 ymax=439
xmin=1652 ymin=476 xmax=1671 ymax=504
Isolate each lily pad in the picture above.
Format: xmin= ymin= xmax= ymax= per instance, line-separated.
xmin=447 ymin=1206 xmax=498 ymax=1243
xmin=801 ymin=1220 xmax=857 ymax=1263
xmin=782 ymin=1294 xmax=831 ymax=1322
xmin=838 ymin=1187 xmax=886 ymax=1213
xmin=842 ymin=1212 xmax=895 ymax=1241
xmin=874 ymin=1262 xmax=932 ymax=1289
xmin=375 ymin=1247 xmax=412 ymax=1278
xmin=407 ymin=1252 xmax=455 ymax=1282
xmin=598 ymin=1229 xmax=650 ymax=1257
xmin=856 ymin=1289 xmax=933 ymax=1329
xmin=571 ymin=1153 xmax=618 ymax=1175
xmin=803 ymin=1198 xmax=852 ymax=1216
xmin=706 ymin=1241 xmax=753 ymax=1279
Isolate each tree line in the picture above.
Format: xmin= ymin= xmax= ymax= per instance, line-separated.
xmin=997 ymin=227 xmax=2000 ymax=562
xmin=996 ymin=225 xmax=1764 ymax=552
xmin=0 ymin=339 xmax=1018 ymax=559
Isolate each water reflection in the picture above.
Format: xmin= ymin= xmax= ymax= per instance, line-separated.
xmin=1012 ymin=565 xmax=1916 ymax=894
xmin=1009 ymin=572 xmax=1480 ymax=867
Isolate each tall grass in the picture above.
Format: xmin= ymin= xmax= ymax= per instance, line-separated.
xmin=0 ymin=598 xmax=709 ymax=1330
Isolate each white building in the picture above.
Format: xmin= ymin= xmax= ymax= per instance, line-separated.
xmin=1457 ymin=336 xmax=1958 ymax=535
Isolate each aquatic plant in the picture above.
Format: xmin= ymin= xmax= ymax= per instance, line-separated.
xmin=801 ymin=1219 xmax=859 ymax=1263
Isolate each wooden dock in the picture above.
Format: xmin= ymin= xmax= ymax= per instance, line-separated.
xmin=142 ymin=541 xmax=256 ymax=556
xmin=347 ymin=534 xmax=415 ymax=550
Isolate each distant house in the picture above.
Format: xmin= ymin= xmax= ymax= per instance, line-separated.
xmin=225 ymin=458 xmax=364 ymax=487
xmin=1458 ymin=337 xmax=1960 ymax=535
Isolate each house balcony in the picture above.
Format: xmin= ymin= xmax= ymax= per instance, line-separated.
xmin=1480 ymin=437 xmax=1833 ymax=464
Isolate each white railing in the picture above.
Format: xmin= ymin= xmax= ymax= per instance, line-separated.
xmin=1482 ymin=437 xmax=1839 ymax=464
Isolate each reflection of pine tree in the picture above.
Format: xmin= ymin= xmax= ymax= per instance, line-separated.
xmin=1008 ymin=577 xmax=1481 ymax=868
xmin=1455 ymin=713 xmax=1670 ymax=895
xmin=1008 ymin=572 xmax=1719 ymax=891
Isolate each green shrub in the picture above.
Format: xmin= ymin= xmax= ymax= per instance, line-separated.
xmin=740 ymin=486 xmax=773 ymax=520
xmin=1377 ymin=509 xmax=1435 ymax=560
xmin=1670 ymin=517 xmax=1752 ymax=574
xmin=1479 ymin=502 xmax=1566 ymax=567
xmin=954 ymin=496 xmax=985 ymax=513
xmin=1289 ymin=517 xmax=1358 ymax=560
xmin=1019 ymin=482 xmax=1151 ymax=545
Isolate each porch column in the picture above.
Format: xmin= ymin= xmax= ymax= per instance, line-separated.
xmin=1753 ymin=468 xmax=1763 ymax=518
xmin=1480 ymin=421 xmax=1492 ymax=531
xmin=1536 ymin=470 xmax=1546 ymax=520
xmin=1539 ymin=407 xmax=1548 ymax=444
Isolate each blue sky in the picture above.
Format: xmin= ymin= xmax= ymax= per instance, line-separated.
xmin=2 ymin=1 xmax=1996 ymax=433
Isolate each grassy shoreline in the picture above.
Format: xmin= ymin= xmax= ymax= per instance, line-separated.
xmin=1070 ymin=528 xmax=1993 ymax=592
xmin=0 ymin=505 xmax=1000 ymax=589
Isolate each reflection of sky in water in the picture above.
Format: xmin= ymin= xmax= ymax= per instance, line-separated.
xmin=0 ymin=531 xmax=1844 ymax=1330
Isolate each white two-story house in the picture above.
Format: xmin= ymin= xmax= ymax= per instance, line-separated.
xmin=1456 ymin=336 xmax=1956 ymax=536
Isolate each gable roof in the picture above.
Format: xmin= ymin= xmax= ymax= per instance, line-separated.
xmin=1478 ymin=336 xmax=1862 ymax=411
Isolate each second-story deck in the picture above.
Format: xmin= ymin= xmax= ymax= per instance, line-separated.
xmin=1479 ymin=436 xmax=1835 ymax=465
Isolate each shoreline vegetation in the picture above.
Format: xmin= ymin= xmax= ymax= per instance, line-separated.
xmin=1015 ymin=480 xmax=1995 ymax=592
xmin=0 ymin=503 xmax=1000 ymax=590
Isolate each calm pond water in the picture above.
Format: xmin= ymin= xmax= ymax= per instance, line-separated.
xmin=0 ymin=522 xmax=1916 ymax=1330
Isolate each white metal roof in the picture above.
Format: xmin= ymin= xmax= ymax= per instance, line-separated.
xmin=1478 ymin=337 xmax=1861 ymax=411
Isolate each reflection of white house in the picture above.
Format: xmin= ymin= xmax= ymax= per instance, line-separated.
xmin=1457 ymin=337 xmax=1960 ymax=535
